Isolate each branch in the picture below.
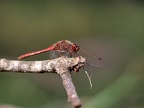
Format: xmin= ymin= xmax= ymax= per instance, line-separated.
xmin=0 ymin=56 xmax=85 ymax=108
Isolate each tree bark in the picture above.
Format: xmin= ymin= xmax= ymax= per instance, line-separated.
xmin=0 ymin=56 xmax=85 ymax=108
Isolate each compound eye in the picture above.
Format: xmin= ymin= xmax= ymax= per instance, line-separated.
xmin=72 ymin=44 xmax=79 ymax=52
xmin=74 ymin=46 xmax=79 ymax=52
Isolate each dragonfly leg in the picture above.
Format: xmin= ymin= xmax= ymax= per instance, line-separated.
xmin=50 ymin=51 xmax=56 ymax=60
xmin=65 ymin=51 xmax=72 ymax=57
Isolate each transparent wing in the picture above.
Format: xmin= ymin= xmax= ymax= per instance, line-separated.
xmin=50 ymin=50 xmax=71 ymax=59
xmin=76 ymin=48 xmax=103 ymax=71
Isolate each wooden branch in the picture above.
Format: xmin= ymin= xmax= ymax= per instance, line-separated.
xmin=0 ymin=56 xmax=85 ymax=108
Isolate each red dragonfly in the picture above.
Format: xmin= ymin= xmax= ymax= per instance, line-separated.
xmin=17 ymin=40 xmax=79 ymax=59
xmin=18 ymin=40 xmax=102 ymax=66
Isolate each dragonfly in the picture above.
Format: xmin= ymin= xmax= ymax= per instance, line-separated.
xmin=17 ymin=40 xmax=102 ymax=67
xmin=17 ymin=40 xmax=79 ymax=59
xmin=17 ymin=40 xmax=102 ymax=89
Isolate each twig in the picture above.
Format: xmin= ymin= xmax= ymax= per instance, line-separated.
xmin=0 ymin=56 xmax=85 ymax=108
xmin=84 ymin=70 xmax=93 ymax=89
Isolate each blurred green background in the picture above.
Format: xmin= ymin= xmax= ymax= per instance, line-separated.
xmin=0 ymin=0 xmax=144 ymax=108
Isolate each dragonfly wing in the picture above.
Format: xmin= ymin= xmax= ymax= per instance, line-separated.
xmin=50 ymin=50 xmax=70 ymax=59
xmin=76 ymin=48 xmax=103 ymax=72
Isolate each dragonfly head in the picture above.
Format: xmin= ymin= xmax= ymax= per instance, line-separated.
xmin=72 ymin=43 xmax=80 ymax=52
